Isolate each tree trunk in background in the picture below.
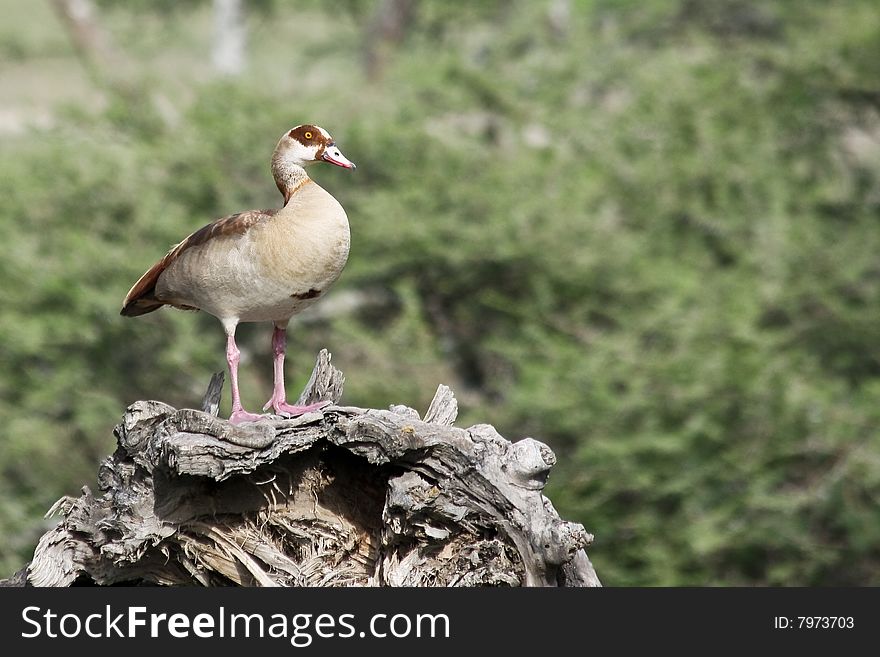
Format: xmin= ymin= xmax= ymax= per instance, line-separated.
xmin=50 ymin=0 xmax=117 ymax=72
xmin=547 ymin=0 xmax=572 ymax=38
xmin=4 ymin=351 xmax=600 ymax=587
xmin=213 ymin=0 xmax=246 ymax=76
xmin=364 ymin=0 xmax=417 ymax=81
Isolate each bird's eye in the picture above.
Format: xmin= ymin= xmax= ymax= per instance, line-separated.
xmin=304 ymin=131 xmax=313 ymax=139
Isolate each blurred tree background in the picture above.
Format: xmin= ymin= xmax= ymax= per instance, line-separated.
xmin=1 ymin=0 xmax=879 ymax=585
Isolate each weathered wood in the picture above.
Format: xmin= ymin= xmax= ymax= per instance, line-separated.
xmin=12 ymin=351 xmax=600 ymax=587
xmin=201 ymin=371 xmax=225 ymax=416
xmin=423 ymin=384 xmax=458 ymax=426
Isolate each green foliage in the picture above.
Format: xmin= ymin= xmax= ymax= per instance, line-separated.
xmin=1 ymin=0 xmax=879 ymax=585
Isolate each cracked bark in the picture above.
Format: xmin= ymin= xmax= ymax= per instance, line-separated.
xmin=5 ymin=350 xmax=600 ymax=587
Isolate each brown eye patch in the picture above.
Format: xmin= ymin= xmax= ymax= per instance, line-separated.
xmin=288 ymin=125 xmax=324 ymax=147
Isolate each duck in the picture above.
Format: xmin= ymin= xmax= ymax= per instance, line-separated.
xmin=121 ymin=124 xmax=356 ymax=424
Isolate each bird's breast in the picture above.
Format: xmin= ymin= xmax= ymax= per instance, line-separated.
xmin=254 ymin=191 xmax=351 ymax=296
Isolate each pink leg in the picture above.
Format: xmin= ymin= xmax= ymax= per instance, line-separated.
xmin=226 ymin=330 xmax=263 ymax=424
xmin=262 ymin=325 xmax=329 ymax=417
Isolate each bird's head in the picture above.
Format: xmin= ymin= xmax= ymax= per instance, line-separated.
xmin=273 ymin=124 xmax=356 ymax=171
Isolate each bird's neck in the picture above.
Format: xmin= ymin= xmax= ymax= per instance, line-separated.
xmin=272 ymin=159 xmax=311 ymax=206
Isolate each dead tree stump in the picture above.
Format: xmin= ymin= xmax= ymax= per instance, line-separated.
xmin=15 ymin=351 xmax=600 ymax=587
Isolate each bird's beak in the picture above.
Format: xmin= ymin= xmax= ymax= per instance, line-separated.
xmin=322 ymin=144 xmax=356 ymax=169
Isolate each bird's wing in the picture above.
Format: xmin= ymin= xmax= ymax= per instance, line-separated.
xmin=120 ymin=209 xmax=278 ymax=316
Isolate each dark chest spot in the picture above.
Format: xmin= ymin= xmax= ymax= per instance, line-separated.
xmin=291 ymin=288 xmax=322 ymax=300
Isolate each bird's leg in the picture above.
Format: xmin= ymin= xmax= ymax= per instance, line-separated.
xmin=225 ymin=328 xmax=263 ymax=424
xmin=262 ymin=324 xmax=330 ymax=416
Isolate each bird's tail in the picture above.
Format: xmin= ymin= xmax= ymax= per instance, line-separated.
xmin=120 ymin=295 xmax=165 ymax=317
